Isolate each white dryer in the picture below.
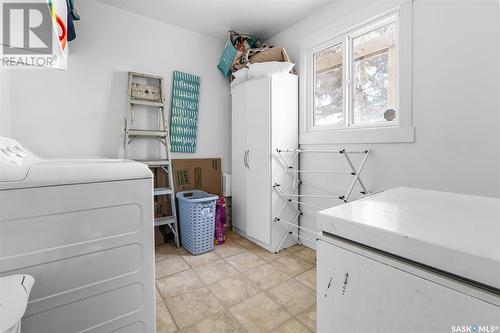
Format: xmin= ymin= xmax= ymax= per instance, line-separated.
xmin=0 ymin=137 xmax=156 ymax=333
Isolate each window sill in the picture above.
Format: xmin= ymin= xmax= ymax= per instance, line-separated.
xmin=300 ymin=126 xmax=415 ymax=144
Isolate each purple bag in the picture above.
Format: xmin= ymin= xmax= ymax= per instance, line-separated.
xmin=214 ymin=197 xmax=226 ymax=245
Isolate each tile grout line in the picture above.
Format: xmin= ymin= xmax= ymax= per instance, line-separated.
xmin=217 ymin=249 xmax=296 ymax=333
xmin=294 ymin=303 xmax=316 ymax=332
xmin=170 ymin=249 xmax=222 ymax=330
xmin=248 ymin=246 xmax=316 ymax=332
xmin=217 ymin=242 xmax=314 ymax=332
xmin=224 ymin=236 xmax=314 ymax=328
xmin=162 ymin=240 xmax=251 ymax=330
xmin=155 ymin=244 xmax=204 ymax=331
xmin=165 ymin=243 xmax=280 ymax=332
xmin=155 ymin=236 xmax=317 ymax=333
xmin=155 ymin=283 xmax=180 ymax=332
xmin=181 ymin=246 xmax=249 ymax=332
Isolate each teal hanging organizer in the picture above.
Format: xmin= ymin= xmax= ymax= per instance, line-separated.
xmin=170 ymin=71 xmax=200 ymax=153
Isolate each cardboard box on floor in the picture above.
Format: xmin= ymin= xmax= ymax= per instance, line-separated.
xmin=155 ymin=167 xmax=172 ymax=217
xmin=172 ymin=158 xmax=222 ymax=196
xmin=153 ymin=158 xmax=222 ymax=246
xmin=152 ymin=167 xmax=172 ymax=246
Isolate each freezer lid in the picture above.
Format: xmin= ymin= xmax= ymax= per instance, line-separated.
xmin=317 ymin=187 xmax=500 ymax=290
xmin=0 ymin=137 xmax=152 ymax=189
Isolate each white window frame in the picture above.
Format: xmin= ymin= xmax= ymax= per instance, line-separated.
xmin=300 ymin=0 xmax=414 ymax=144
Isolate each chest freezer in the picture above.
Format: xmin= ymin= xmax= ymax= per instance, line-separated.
xmin=316 ymin=187 xmax=500 ymax=333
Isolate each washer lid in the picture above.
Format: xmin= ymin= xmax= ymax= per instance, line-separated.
xmin=0 ymin=159 xmax=153 ymax=190
xmin=317 ymin=187 xmax=500 ymax=290
xmin=0 ymin=137 xmax=152 ymax=189
xmin=0 ymin=274 xmax=35 ymax=332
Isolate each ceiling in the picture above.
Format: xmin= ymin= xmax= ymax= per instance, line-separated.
xmin=98 ymin=0 xmax=332 ymax=40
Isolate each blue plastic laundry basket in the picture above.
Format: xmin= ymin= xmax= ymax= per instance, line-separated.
xmin=176 ymin=190 xmax=219 ymax=255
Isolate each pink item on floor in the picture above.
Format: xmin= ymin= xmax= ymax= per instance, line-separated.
xmin=214 ymin=196 xmax=226 ymax=245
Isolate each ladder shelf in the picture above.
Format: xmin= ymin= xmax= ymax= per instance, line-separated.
xmin=129 ymin=99 xmax=165 ymax=107
xmin=154 ymin=187 xmax=173 ymax=196
xmin=124 ymin=71 xmax=179 ymax=248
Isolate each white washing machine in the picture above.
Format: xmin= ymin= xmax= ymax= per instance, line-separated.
xmin=0 ymin=137 xmax=156 ymax=333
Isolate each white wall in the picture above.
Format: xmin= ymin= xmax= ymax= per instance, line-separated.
xmin=268 ymin=0 xmax=500 ymax=246
xmin=0 ymin=2 xmax=7 ymax=137
xmin=0 ymin=69 xmax=11 ymax=137
xmin=6 ymin=1 xmax=231 ymax=170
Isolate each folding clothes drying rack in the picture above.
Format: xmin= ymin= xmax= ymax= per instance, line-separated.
xmin=272 ymin=148 xmax=371 ymax=253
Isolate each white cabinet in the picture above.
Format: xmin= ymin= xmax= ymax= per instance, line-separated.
xmin=230 ymin=84 xmax=248 ymax=234
xmin=231 ymin=74 xmax=298 ymax=251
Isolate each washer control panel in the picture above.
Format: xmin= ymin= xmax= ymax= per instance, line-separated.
xmin=0 ymin=137 xmax=40 ymax=165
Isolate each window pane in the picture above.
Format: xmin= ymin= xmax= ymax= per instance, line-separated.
xmin=353 ymin=21 xmax=397 ymax=124
xmin=314 ymin=43 xmax=343 ymax=126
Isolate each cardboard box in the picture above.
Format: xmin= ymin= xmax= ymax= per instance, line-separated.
xmin=153 ymin=158 xmax=222 ymax=245
xmin=154 ymin=226 xmax=165 ymax=246
xmin=151 ymin=167 xmax=172 ymax=217
xmin=152 ymin=167 xmax=172 ymax=246
xmin=172 ymin=158 xmax=222 ymax=196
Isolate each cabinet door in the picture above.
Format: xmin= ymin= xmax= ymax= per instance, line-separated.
xmin=245 ymin=78 xmax=271 ymax=244
xmin=270 ymin=75 xmax=299 ymax=250
xmin=317 ymin=239 xmax=500 ymax=333
xmin=231 ymin=86 xmax=247 ymax=232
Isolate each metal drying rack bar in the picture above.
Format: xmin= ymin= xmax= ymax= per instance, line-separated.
xmin=272 ymin=148 xmax=371 ymax=253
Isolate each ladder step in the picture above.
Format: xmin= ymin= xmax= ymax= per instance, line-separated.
xmin=129 ymin=99 xmax=165 ymax=107
xmin=154 ymin=187 xmax=172 ymax=196
xmin=129 ymin=71 xmax=163 ymax=80
xmin=128 ymin=129 xmax=168 ymax=137
xmin=136 ymin=159 xmax=171 ymax=167
xmin=154 ymin=216 xmax=176 ymax=227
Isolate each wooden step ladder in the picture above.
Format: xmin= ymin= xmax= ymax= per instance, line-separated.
xmin=124 ymin=71 xmax=179 ymax=248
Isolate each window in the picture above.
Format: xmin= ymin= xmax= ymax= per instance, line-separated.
xmin=312 ymin=14 xmax=398 ymax=129
xmin=302 ymin=2 xmax=413 ymax=144
xmin=352 ymin=20 xmax=397 ymax=125
xmin=313 ymin=43 xmax=344 ymax=126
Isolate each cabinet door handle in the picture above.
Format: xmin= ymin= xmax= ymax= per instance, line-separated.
xmin=246 ymin=150 xmax=250 ymax=169
xmin=244 ymin=150 xmax=248 ymax=168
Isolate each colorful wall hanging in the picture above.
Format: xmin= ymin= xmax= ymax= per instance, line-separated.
xmin=47 ymin=0 xmax=68 ymax=70
xmin=170 ymin=71 xmax=200 ymax=153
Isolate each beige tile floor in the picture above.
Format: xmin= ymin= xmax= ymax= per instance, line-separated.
xmin=155 ymin=231 xmax=317 ymax=333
